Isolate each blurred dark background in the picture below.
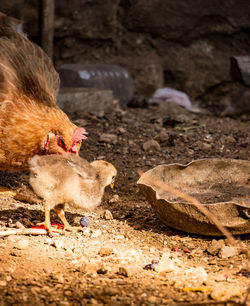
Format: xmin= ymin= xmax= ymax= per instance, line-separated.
xmin=1 ymin=0 xmax=250 ymax=114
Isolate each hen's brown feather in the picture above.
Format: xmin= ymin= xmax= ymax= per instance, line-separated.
xmin=0 ymin=26 xmax=59 ymax=106
xmin=0 ymin=21 xmax=82 ymax=170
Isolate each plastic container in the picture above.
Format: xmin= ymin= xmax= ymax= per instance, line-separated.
xmin=57 ymin=64 xmax=134 ymax=105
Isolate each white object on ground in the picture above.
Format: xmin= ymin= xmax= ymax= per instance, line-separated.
xmin=150 ymin=87 xmax=192 ymax=110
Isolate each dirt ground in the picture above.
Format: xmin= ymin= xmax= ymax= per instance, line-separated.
xmin=0 ymin=103 xmax=249 ymax=305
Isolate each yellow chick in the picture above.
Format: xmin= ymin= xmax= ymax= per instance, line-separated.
xmin=29 ymin=153 xmax=117 ymax=235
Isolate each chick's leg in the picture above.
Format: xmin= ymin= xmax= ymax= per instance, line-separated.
xmin=54 ymin=205 xmax=83 ymax=232
xmin=44 ymin=201 xmax=62 ymax=236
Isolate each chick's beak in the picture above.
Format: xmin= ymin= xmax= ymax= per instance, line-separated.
xmin=110 ymin=177 xmax=116 ymax=189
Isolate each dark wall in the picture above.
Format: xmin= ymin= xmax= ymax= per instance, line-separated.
xmin=1 ymin=0 xmax=250 ymax=110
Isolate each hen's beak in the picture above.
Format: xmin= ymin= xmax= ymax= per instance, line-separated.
xmin=110 ymin=183 xmax=114 ymax=189
xmin=70 ymin=140 xmax=82 ymax=155
xmin=70 ymin=144 xmax=79 ymax=155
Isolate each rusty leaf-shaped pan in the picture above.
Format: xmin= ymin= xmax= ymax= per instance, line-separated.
xmin=137 ymin=159 xmax=250 ymax=236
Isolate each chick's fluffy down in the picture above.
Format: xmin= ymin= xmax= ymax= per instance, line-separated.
xmin=29 ymin=154 xmax=106 ymax=211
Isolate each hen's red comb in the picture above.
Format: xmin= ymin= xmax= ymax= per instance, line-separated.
xmin=73 ymin=127 xmax=88 ymax=142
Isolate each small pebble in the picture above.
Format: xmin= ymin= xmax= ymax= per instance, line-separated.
xmin=80 ymin=216 xmax=90 ymax=227
xmin=98 ymin=247 xmax=114 ymax=257
xmin=128 ymin=140 xmax=137 ymax=147
xmin=56 ymin=274 xmax=65 ymax=283
xmin=196 ymin=141 xmax=211 ymax=151
xmin=99 ymin=133 xmax=118 ymax=144
xmin=44 ymin=266 xmax=54 ymax=274
xmin=219 ymin=246 xmax=239 ymax=259
xmin=44 ymin=238 xmax=53 ymax=245
xmin=52 ymin=240 xmax=63 ymax=249
xmin=143 ymin=139 xmax=161 ymax=152
xmin=238 ymin=268 xmax=250 ymax=278
xmin=64 ymin=290 xmax=72 ymax=297
xmin=221 ymin=135 xmax=236 ymax=144
xmin=91 ymin=229 xmax=102 ymax=238
xmin=171 ymin=246 xmax=180 ymax=252
xmin=184 ymin=267 xmax=208 ymax=287
xmin=0 ymin=280 xmax=7 ymax=286
xmin=143 ymin=260 xmax=159 ymax=270
xmin=16 ymin=238 xmax=29 ymax=250
xmin=207 ymin=239 xmax=225 ymax=256
xmin=103 ymin=210 xmax=113 ymax=220
xmin=96 ymin=110 xmax=105 ymax=118
xmin=82 ymin=227 xmax=91 ymax=236
xmin=154 ymin=252 xmax=175 ymax=273
xmin=109 ymin=194 xmax=119 ymax=204
xmin=97 ymin=269 xmax=107 ymax=275
xmin=21 ymin=218 xmax=34 ymax=228
xmin=6 ymin=276 xmax=12 ymax=282
xmin=118 ymin=127 xmax=126 ymax=134
xmin=210 ymin=285 xmax=243 ymax=301
xmin=57 ymin=302 xmax=70 ymax=306
xmin=97 ymin=155 xmax=105 ymax=160
xmin=148 ymin=296 xmax=157 ymax=303
xmin=116 ymin=235 xmax=125 ymax=240
xmin=15 ymin=221 xmax=25 ymax=229
xmin=7 ymin=236 xmax=17 ymax=242
xmin=215 ymin=274 xmax=228 ymax=282
xmin=118 ymin=266 xmax=137 ymax=277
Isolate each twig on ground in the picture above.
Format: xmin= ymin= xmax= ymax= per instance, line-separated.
xmin=0 ymin=227 xmax=47 ymax=236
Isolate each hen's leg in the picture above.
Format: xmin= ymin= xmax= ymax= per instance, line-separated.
xmin=54 ymin=205 xmax=83 ymax=232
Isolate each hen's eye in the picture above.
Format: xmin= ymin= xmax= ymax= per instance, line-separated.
xmin=58 ymin=137 xmax=66 ymax=148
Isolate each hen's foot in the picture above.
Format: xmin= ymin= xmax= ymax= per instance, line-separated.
xmin=0 ymin=186 xmax=37 ymax=203
xmin=0 ymin=186 xmax=16 ymax=197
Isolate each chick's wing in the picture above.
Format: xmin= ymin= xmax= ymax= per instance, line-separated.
xmin=65 ymin=154 xmax=96 ymax=181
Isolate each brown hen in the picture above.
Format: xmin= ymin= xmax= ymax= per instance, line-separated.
xmin=0 ymin=22 xmax=87 ymax=171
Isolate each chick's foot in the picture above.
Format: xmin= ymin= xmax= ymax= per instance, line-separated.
xmin=63 ymin=225 xmax=85 ymax=232
xmin=54 ymin=208 xmax=84 ymax=233
xmin=35 ymin=221 xmax=64 ymax=236
xmin=46 ymin=226 xmax=63 ymax=237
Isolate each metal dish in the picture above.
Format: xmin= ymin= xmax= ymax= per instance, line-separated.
xmin=137 ymin=159 xmax=250 ymax=236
